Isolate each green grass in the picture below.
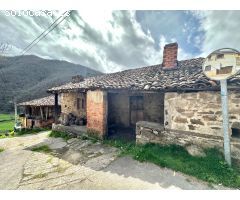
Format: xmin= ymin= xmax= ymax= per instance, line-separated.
xmin=0 ymin=120 xmax=14 ymax=131
xmin=16 ymin=128 xmax=49 ymax=136
xmin=0 ymin=128 xmax=48 ymax=139
xmin=31 ymin=145 xmax=52 ymax=153
xmin=0 ymin=148 xmax=4 ymax=153
xmin=0 ymin=114 xmax=14 ymax=131
xmin=0 ymin=131 xmax=15 ymax=139
xmin=104 ymin=140 xmax=240 ymax=189
xmin=32 ymin=172 xmax=48 ymax=179
xmin=49 ymin=130 xmax=75 ymax=141
xmin=0 ymin=114 xmax=14 ymax=121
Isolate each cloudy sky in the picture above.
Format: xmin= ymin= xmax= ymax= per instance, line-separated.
xmin=0 ymin=10 xmax=240 ymax=73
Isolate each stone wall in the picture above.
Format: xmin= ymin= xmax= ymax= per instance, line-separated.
xmin=52 ymin=123 xmax=87 ymax=137
xmin=164 ymin=91 xmax=240 ymax=137
xmin=136 ymin=121 xmax=240 ymax=163
xmin=61 ymin=92 xmax=86 ymax=117
xmin=108 ymin=92 xmax=164 ymax=127
xmin=86 ymin=90 xmax=108 ymax=138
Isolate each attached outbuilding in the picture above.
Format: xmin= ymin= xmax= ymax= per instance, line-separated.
xmin=18 ymin=95 xmax=61 ymax=128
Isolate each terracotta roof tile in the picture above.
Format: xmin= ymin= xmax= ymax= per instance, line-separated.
xmin=48 ymin=57 xmax=240 ymax=93
xmin=18 ymin=95 xmax=61 ymax=106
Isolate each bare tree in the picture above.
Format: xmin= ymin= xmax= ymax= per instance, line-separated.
xmin=0 ymin=42 xmax=13 ymax=113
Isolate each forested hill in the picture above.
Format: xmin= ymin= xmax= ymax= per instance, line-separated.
xmin=0 ymin=55 xmax=102 ymax=113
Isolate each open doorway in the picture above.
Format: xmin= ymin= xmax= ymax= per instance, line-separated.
xmin=107 ymin=91 xmax=164 ymax=142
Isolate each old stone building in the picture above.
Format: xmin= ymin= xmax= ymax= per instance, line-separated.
xmin=48 ymin=43 xmax=240 ymax=161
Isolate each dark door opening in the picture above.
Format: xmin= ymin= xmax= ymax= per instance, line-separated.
xmin=107 ymin=92 xmax=164 ymax=142
xmin=130 ymin=96 xmax=144 ymax=126
xmin=107 ymin=93 xmax=136 ymax=142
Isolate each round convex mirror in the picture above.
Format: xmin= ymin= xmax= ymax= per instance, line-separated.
xmin=203 ymin=48 xmax=240 ymax=80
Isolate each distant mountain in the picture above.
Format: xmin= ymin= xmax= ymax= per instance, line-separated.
xmin=0 ymin=55 xmax=102 ymax=113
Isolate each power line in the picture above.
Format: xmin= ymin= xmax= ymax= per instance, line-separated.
xmin=0 ymin=10 xmax=72 ymax=105
xmin=20 ymin=11 xmax=69 ymax=55
xmin=22 ymin=11 xmax=72 ymax=55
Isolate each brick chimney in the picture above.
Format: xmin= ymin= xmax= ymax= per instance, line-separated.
xmin=162 ymin=42 xmax=178 ymax=70
xmin=72 ymin=75 xmax=84 ymax=83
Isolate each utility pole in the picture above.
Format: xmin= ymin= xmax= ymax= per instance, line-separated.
xmin=14 ymin=97 xmax=18 ymax=124
xmin=220 ymin=79 xmax=231 ymax=166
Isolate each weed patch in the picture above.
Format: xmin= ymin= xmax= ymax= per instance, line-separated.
xmin=31 ymin=145 xmax=52 ymax=153
xmin=16 ymin=128 xmax=49 ymax=136
xmin=49 ymin=130 xmax=75 ymax=141
xmin=0 ymin=148 xmax=4 ymax=153
xmin=32 ymin=172 xmax=48 ymax=179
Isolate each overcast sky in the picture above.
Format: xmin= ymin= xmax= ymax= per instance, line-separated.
xmin=0 ymin=10 xmax=240 ymax=73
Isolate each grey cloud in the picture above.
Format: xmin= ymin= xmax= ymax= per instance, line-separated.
xmin=0 ymin=10 xmax=178 ymax=73
xmin=199 ymin=11 xmax=240 ymax=55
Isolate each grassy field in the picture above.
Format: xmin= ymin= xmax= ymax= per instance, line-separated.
xmin=0 ymin=114 xmax=14 ymax=121
xmin=0 ymin=114 xmax=14 ymax=131
xmin=0 ymin=121 xmax=15 ymax=131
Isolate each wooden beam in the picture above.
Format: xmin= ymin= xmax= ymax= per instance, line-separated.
xmin=40 ymin=106 xmax=44 ymax=120
xmin=45 ymin=107 xmax=48 ymax=120
xmin=54 ymin=93 xmax=59 ymax=123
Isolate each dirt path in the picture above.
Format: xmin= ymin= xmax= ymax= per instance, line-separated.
xmin=0 ymin=131 xmax=225 ymax=189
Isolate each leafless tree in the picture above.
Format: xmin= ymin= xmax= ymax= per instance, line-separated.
xmin=0 ymin=43 xmax=12 ymax=104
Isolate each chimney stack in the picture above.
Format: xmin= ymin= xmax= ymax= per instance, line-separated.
xmin=162 ymin=42 xmax=178 ymax=70
xmin=72 ymin=75 xmax=84 ymax=83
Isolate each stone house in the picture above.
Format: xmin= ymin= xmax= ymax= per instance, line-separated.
xmin=48 ymin=43 xmax=240 ymax=161
xmin=18 ymin=95 xmax=61 ymax=128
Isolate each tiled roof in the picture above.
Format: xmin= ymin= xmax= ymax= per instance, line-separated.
xmin=48 ymin=57 xmax=240 ymax=93
xmin=18 ymin=95 xmax=61 ymax=106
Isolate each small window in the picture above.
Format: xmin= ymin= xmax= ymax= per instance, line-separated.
xmin=232 ymin=128 xmax=240 ymax=138
xmin=205 ymin=65 xmax=211 ymax=71
xmin=207 ymin=55 xmax=212 ymax=61
xmin=77 ymin=98 xmax=80 ymax=110
xmin=216 ymin=54 xmax=224 ymax=59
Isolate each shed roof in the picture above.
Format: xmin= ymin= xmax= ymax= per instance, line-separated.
xmin=18 ymin=95 xmax=61 ymax=107
xmin=48 ymin=57 xmax=240 ymax=93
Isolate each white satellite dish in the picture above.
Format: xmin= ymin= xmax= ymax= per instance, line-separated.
xmin=203 ymin=48 xmax=240 ymax=80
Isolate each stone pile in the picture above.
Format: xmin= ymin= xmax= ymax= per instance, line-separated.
xmin=60 ymin=113 xmax=86 ymax=126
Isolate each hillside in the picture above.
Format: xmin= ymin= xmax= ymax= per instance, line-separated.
xmin=0 ymin=55 xmax=102 ymax=113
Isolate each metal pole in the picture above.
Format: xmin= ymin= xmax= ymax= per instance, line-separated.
xmin=14 ymin=98 xmax=17 ymax=124
xmin=220 ymin=79 xmax=231 ymax=166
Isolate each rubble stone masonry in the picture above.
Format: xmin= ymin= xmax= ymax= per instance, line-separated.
xmin=136 ymin=121 xmax=240 ymax=164
xmin=87 ymin=90 xmax=108 ymax=138
xmin=61 ymin=92 xmax=86 ymax=117
xmin=164 ymin=91 xmax=240 ymax=137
